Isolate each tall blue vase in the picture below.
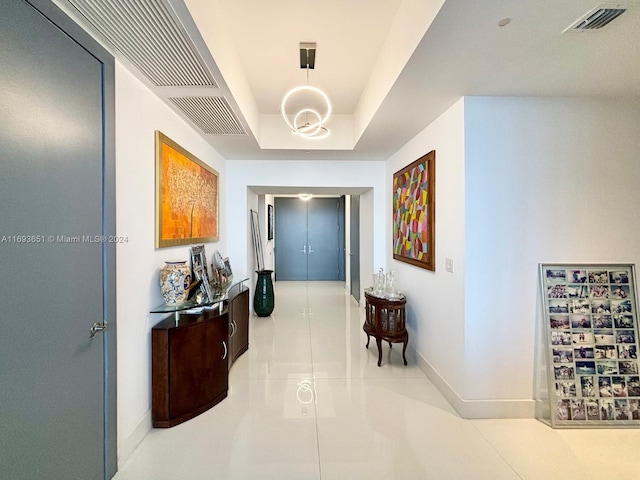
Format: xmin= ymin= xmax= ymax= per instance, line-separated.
xmin=254 ymin=270 xmax=274 ymax=317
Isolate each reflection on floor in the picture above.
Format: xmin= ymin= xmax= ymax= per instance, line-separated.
xmin=115 ymin=281 xmax=640 ymax=480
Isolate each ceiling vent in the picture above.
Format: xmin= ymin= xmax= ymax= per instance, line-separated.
xmin=168 ymin=97 xmax=247 ymax=135
xmin=66 ymin=0 xmax=218 ymax=87
xmin=565 ymin=4 xmax=627 ymax=31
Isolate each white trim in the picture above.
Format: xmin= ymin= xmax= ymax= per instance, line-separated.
xmin=118 ymin=411 xmax=151 ymax=469
xmin=412 ymin=347 xmax=535 ymax=419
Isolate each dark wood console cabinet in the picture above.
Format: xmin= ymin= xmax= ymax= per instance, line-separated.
xmin=151 ymin=285 xmax=250 ymax=428
xmin=228 ymin=285 xmax=249 ymax=366
xmin=152 ymin=310 xmax=228 ymax=428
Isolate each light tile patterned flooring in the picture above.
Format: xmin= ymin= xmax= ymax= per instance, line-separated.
xmin=115 ymin=282 xmax=640 ymax=479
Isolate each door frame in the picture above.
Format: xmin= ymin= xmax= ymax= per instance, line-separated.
xmin=27 ymin=1 xmax=117 ymax=477
xmin=349 ymin=195 xmax=361 ymax=303
xmin=274 ymin=197 xmax=344 ymax=281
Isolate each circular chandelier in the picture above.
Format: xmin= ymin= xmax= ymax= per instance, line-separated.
xmin=281 ymin=43 xmax=331 ymax=139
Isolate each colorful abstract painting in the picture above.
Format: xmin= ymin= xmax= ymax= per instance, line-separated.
xmin=155 ymin=131 xmax=219 ymax=248
xmin=393 ymin=151 xmax=435 ymax=271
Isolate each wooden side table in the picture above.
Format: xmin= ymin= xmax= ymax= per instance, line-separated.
xmin=363 ymin=290 xmax=408 ymax=366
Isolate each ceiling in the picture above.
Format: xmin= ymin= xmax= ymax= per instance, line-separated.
xmin=58 ymin=0 xmax=640 ymax=161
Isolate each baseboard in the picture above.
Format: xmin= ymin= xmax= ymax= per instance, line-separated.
xmin=412 ymin=347 xmax=535 ymax=419
xmin=118 ymin=410 xmax=151 ymax=469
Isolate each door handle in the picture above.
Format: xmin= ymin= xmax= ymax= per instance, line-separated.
xmin=222 ymin=341 xmax=228 ymax=360
xmin=300 ymin=245 xmax=306 ymax=254
xmin=308 ymin=244 xmax=314 ymax=254
xmin=90 ymin=322 xmax=107 ymax=339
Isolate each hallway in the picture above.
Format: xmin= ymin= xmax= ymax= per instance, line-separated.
xmin=115 ymin=282 xmax=640 ymax=479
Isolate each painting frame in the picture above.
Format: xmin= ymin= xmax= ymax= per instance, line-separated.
xmin=537 ymin=263 xmax=640 ymax=427
xmin=392 ymin=150 xmax=436 ymax=271
xmin=155 ymin=131 xmax=219 ymax=248
xmin=267 ymin=204 xmax=274 ymax=241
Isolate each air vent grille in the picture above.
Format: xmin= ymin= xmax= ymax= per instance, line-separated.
xmin=169 ymin=97 xmax=247 ymax=135
xmin=67 ymin=0 xmax=218 ymax=87
xmin=570 ymin=6 xmax=626 ymax=30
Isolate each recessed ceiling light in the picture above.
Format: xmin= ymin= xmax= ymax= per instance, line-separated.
xmin=498 ymin=18 xmax=511 ymax=27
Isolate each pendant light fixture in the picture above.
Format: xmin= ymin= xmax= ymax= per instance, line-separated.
xmin=281 ymin=43 xmax=331 ymax=139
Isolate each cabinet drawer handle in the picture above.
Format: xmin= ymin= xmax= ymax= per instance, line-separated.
xmin=222 ymin=341 xmax=227 ymax=360
xmin=229 ymin=320 xmax=237 ymax=338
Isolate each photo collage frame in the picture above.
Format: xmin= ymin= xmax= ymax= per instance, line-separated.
xmin=539 ymin=264 xmax=640 ymax=427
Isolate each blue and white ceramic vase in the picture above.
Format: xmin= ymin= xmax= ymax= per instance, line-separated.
xmin=160 ymin=261 xmax=191 ymax=305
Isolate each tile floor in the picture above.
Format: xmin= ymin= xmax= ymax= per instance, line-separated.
xmin=115 ymin=281 xmax=640 ymax=480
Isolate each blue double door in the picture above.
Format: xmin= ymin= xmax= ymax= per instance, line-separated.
xmin=274 ymin=197 xmax=344 ymax=281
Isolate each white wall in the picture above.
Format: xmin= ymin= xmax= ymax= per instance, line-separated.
xmin=359 ymin=188 xmax=377 ymax=303
xmin=114 ymin=62 xmax=227 ymax=463
xmin=386 ymin=98 xmax=467 ymax=398
xmin=387 ymin=96 xmax=640 ymax=418
xmin=463 ymin=96 xmax=640 ymax=416
xmin=386 ymin=96 xmax=640 ymax=418
xmin=226 ymin=160 xmax=386 ymax=301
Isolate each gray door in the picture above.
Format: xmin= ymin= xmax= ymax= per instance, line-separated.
xmin=350 ymin=195 xmax=361 ymax=302
xmin=307 ymin=198 xmax=341 ymax=280
xmin=274 ymin=197 xmax=308 ymax=280
xmin=0 ymin=1 xmax=116 ymax=478
xmin=275 ymin=197 xmax=342 ymax=281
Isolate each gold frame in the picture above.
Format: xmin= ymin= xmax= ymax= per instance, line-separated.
xmin=155 ymin=131 xmax=219 ymax=248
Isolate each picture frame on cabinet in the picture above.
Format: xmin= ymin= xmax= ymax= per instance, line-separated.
xmin=190 ymin=245 xmax=208 ymax=277
xmin=191 ymin=244 xmax=212 ymax=302
xmin=224 ymin=257 xmax=232 ymax=278
xmin=208 ymin=257 xmax=231 ymax=292
xmin=209 ymin=267 xmax=220 ymax=287
xmin=194 ymin=267 xmax=212 ymax=303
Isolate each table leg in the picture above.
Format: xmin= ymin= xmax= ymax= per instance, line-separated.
xmin=402 ymin=341 xmax=408 ymax=365
xmin=376 ymin=337 xmax=383 ymax=367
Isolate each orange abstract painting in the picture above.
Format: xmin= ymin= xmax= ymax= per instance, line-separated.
xmin=155 ymin=131 xmax=219 ymax=248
